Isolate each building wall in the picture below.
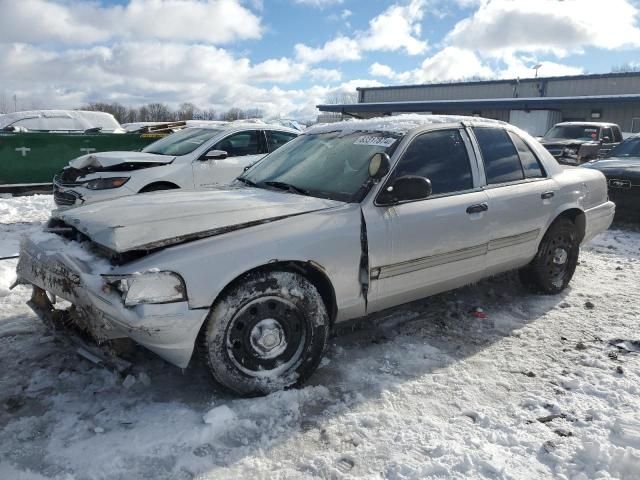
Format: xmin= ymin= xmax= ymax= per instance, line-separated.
xmin=357 ymin=73 xmax=640 ymax=134
xmin=359 ymin=73 xmax=640 ymax=103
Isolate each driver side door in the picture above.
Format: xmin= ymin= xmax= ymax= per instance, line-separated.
xmin=193 ymin=129 xmax=267 ymax=188
xmin=363 ymin=128 xmax=490 ymax=314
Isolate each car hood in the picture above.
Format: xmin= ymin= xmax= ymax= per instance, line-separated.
xmin=585 ymin=157 xmax=640 ymax=169
xmin=53 ymin=187 xmax=345 ymax=253
xmin=583 ymin=157 xmax=640 ymax=179
xmin=69 ymin=151 xmax=175 ymax=169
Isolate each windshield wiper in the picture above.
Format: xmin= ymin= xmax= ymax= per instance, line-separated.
xmin=263 ymin=181 xmax=309 ymax=196
xmin=236 ymin=177 xmax=258 ymax=187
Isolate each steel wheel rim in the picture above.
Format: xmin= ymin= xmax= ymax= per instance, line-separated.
xmin=225 ymin=296 xmax=307 ymax=377
xmin=546 ymin=233 xmax=575 ymax=286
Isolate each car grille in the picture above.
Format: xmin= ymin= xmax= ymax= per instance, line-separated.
xmin=53 ymin=189 xmax=81 ymax=206
xmin=604 ymin=176 xmax=638 ymax=211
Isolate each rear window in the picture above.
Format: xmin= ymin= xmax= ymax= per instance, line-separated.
xmin=474 ymin=127 xmax=524 ymax=184
xmin=508 ymin=132 xmax=545 ymax=178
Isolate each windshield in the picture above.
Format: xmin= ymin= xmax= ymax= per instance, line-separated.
xmin=240 ymin=131 xmax=401 ymax=202
xmin=608 ymin=138 xmax=640 ymax=158
xmin=142 ymin=128 xmax=222 ymax=156
xmin=544 ymin=125 xmax=600 ymax=141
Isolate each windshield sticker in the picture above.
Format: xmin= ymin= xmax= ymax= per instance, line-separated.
xmin=354 ymin=136 xmax=397 ymax=147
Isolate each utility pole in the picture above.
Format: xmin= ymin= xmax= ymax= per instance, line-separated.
xmin=13 ymin=94 xmax=17 ymax=112
xmin=533 ymin=63 xmax=542 ymax=79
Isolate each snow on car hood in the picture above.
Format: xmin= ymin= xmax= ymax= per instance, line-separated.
xmin=53 ymin=187 xmax=344 ymax=253
xmin=69 ymin=151 xmax=175 ymax=169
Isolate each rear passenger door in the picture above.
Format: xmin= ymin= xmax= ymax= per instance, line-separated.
xmin=471 ymin=127 xmax=556 ymax=275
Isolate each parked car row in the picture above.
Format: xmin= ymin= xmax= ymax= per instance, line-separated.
xmin=539 ymin=121 xmax=623 ymax=165
xmin=15 ymin=114 xmax=616 ymax=395
xmin=53 ymin=123 xmax=299 ymax=206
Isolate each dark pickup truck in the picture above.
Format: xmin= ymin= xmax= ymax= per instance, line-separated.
xmin=540 ymin=121 xmax=623 ymax=165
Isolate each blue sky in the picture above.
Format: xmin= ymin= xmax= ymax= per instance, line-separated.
xmin=1 ymin=0 xmax=640 ymax=118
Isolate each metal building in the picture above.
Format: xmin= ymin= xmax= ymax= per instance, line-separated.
xmin=317 ymin=72 xmax=640 ymax=136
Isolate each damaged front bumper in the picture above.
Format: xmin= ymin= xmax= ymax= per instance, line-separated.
xmin=16 ymin=234 xmax=208 ymax=368
xmin=53 ymin=177 xmax=137 ymax=208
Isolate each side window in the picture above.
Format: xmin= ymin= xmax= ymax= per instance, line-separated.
xmin=613 ymin=127 xmax=623 ymax=143
xmin=267 ymin=131 xmax=297 ymax=152
xmin=214 ymin=130 xmax=261 ymax=157
xmin=393 ymin=129 xmax=473 ymax=196
xmin=474 ymin=127 xmax=524 ymax=184
xmin=507 ymin=132 xmax=545 ymax=178
xmin=601 ymin=127 xmax=613 ymax=142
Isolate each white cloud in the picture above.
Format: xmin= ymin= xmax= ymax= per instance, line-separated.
xmin=368 ymin=47 xmax=493 ymax=84
xmin=417 ymin=46 xmax=493 ymax=82
xmin=293 ymin=0 xmax=343 ymax=7
xmin=0 ymin=41 xmax=361 ymax=119
xmin=309 ymin=68 xmax=343 ymax=82
xmin=446 ymin=0 xmax=640 ymax=57
xmin=358 ymin=0 xmax=428 ymax=55
xmin=497 ymin=55 xmax=584 ymax=79
xmin=295 ymin=0 xmax=428 ymax=64
xmin=0 ymin=0 xmax=263 ymax=45
xmin=295 ymin=36 xmax=362 ymax=63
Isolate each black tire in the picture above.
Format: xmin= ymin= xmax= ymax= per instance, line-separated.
xmin=200 ymin=270 xmax=329 ymax=396
xmin=519 ymin=217 xmax=580 ymax=294
xmin=139 ymin=182 xmax=179 ymax=193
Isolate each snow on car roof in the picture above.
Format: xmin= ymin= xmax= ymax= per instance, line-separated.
xmin=306 ymin=114 xmax=505 ymax=136
xmin=0 ymin=110 xmax=124 ymax=132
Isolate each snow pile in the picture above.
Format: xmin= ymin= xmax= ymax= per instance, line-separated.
xmin=0 ymin=195 xmax=639 ymax=479
xmin=0 ymin=194 xmax=54 ymax=226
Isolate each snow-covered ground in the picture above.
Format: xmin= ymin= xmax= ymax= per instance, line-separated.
xmin=0 ymin=195 xmax=639 ymax=480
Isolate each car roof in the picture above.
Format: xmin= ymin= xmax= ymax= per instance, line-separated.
xmin=554 ymin=121 xmax=619 ymax=128
xmin=306 ymin=114 xmax=506 ymax=136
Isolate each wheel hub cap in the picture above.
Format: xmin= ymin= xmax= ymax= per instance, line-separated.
xmin=553 ymin=247 xmax=568 ymax=265
xmin=250 ymin=319 xmax=287 ymax=359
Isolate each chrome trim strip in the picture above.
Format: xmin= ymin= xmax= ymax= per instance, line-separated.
xmin=488 ymin=229 xmax=540 ymax=251
xmin=374 ymin=243 xmax=488 ymax=280
xmin=371 ymin=228 xmax=540 ymax=280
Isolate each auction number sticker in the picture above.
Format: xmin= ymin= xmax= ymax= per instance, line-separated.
xmin=354 ymin=136 xmax=397 ymax=147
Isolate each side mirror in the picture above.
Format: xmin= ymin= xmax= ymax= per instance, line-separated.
xmin=203 ymin=149 xmax=228 ymax=161
xmin=381 ymin=175 xmax=432 ymax=204
xmin=368 ymin=152 xmax=391 ymax=180
xmin=602 ymin=136 xmax=611 ymax=143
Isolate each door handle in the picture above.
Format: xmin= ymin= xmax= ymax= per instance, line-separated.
xmin=541 ymin=191 xmax=555 ymax=200
xmin=466 ymin=203 xmax=489 ymax=214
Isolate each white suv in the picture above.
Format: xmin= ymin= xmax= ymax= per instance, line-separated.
xmin=52 ymin=123 xmax=298 ymax=207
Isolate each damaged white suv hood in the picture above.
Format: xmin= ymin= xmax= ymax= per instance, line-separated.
xmin=69 ymin=151 xmax=175 ymax=169
xmin=53 ymin=187 xmax=344 ymax=253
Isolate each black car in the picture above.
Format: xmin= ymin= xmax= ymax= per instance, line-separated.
xmin=540 ymin=122 xmax=623 ymax=165
xmin=583 ymin=136 xmax=640 ymax=218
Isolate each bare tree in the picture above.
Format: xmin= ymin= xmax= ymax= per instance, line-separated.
xmin=223 ymin=108 xmax=245 ymax=121
xmin=324 ymin=91 xmax=358 ymax=104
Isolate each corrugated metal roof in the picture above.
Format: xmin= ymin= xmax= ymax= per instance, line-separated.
xmin=317 ymin=94 xmax=640 ymax=114
xmin=355 ymin=71 xmax=640 ymax=92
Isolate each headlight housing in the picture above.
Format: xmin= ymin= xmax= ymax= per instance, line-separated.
xmin=85 ymin=177 xmax=130 ymax=190
xmin=562 ymin=147 xmax=579 ymax=158
xmin=103 ymin=272 xmax=186 ymax=307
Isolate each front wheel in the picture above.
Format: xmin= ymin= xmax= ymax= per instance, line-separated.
xmin=519 ymin=217 xmax=580 ymax=294
xmin=200 ymin=270 xmax=329 ymax=395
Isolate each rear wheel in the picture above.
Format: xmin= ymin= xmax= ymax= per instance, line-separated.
xmin=200 ymin=270 xmax=329 ymax=396
xmin=519 ymin=217 xmax=580 ymax=294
